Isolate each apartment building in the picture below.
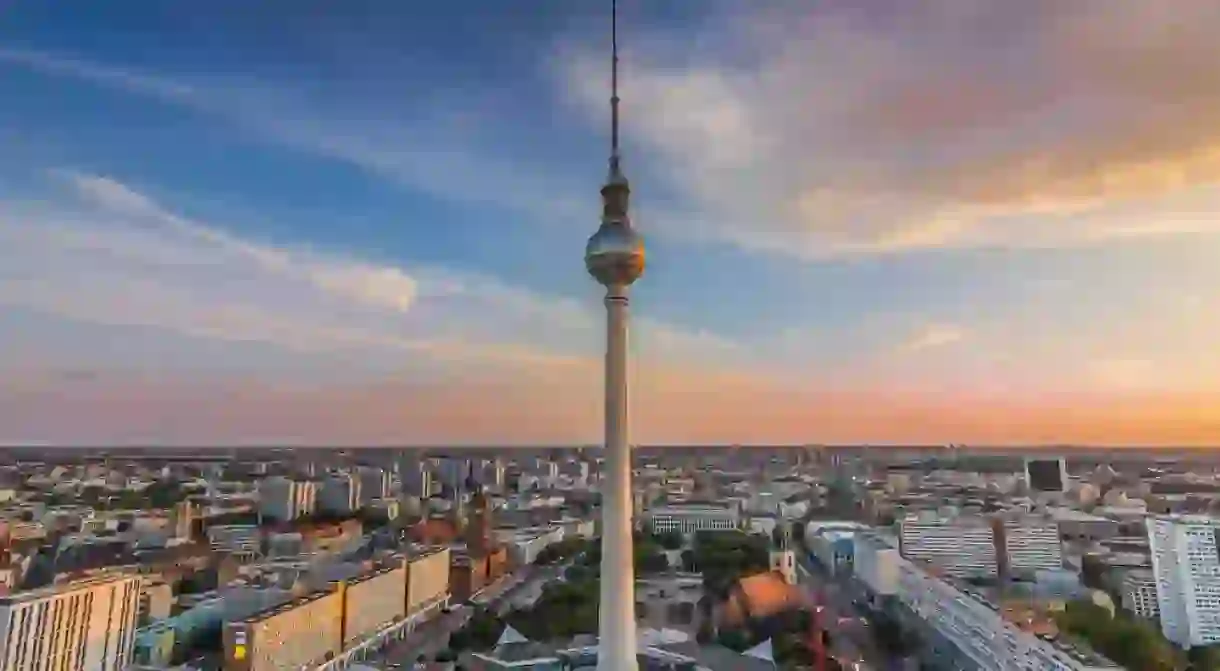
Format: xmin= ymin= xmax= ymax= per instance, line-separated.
xmin=898 ymin=513 xmax=998 ymax=579
xmin=1120 ymin=569 xmax=1160 ymax=621
xmin=1148 ymin=514 xmax=1220 ymax=647
xmin=996 ymin=517 xmax=1064 ymax=577
xmin=0 ymin=573 xmax=142 ymax=671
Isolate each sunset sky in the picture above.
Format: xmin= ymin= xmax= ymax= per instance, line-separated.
xmin=3 ymin=1 xmax=1220 ymax=446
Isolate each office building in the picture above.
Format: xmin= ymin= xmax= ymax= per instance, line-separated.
xmin=318 ymin=474 xmax=361 ymax=516
xmin=996 ymin=517 xmax=1063 ymax=577
xmin=899 ymin=513 xmax=998 ymax=579
xmin=0 ymin=573 xmax=142 ymax=671
xmin=1149 ymin=515 xmax=1220 ymax=647
xmin=258 ymin=478 xmax=317 ymax=522
xmin=357 ymin=467 xmax=392 ymax=504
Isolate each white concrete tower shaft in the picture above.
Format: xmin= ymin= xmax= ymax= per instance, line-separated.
xmin=599 ymin=285 xmax=636 ymax=670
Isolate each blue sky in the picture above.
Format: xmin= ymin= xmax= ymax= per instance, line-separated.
xmin=3 ymin=1 xmax=1220 ymax=445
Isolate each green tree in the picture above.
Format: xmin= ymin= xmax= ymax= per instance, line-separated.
xmin=653 ymin=530 xmax=684 ymax=550
xmin=1189 ymin=645 xmax=1220 ymax=670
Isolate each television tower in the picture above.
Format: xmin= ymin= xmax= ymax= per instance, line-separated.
xmin=585 ymin=0 xmax=644 ymax=667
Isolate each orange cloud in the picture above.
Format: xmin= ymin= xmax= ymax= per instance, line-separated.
xmin=562 ymin=1 xmax=1220 ymax=256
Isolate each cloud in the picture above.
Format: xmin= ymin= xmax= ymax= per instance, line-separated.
xmin=0 ymin=172 xmax=732 ymax=377
xmin=898 ymin=324 xmax=966 ymax=353
xmin=560 ymin=1 xmax=1220 ymax=257
xmin=0 ymin=48 xmax=589 ymax=225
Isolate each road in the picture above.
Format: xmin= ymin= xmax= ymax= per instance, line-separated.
xmin=371 ymin=560 xmax=573 ymax=664
xmin=796 ymin=554 xmax=913 ymax=671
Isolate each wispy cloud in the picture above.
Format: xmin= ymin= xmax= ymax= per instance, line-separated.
xmin=560 ymin=1 xmax=1220 ymax=258
xmin=0 ymin=172 xmax=733 ymax=376
xmin=0 ymin=47 xmax=588 ymax=224
xmin=898 ymin=323 xmax=967 ymax=353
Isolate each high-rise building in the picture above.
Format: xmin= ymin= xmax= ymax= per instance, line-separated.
xmin=397 ymin=453 xmax=432 ymax=499
xmin=1025 ymin=457 xmax=1069 ymax=493
xmin=258 ymin=477 xmax=318 ymax=522
xmin=357 ymin=467 xmax=392 ymax=504
xmin=0 ymin=573 xmax=142 ymax=671
xmin=318 ymin=474 xmax=362 ymax=515
xmin=584 ymin=0 xmax=645 ymax=666
xmin=1149 ymin=515 xmax=1220 ymax=646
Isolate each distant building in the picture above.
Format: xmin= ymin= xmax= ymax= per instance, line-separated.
xmin=1025 ymin=457 xmax=1068 ymax=493
xmin=357 ymin=467 xmax=392 ymax=505
xmin=208 ymin=525 xmax=262 ymax=556
xmin=1149 ymin=514 xmax=1220 ymax=647
xmin=318 ymin=474 xmax=362 ymax=516
xmin=641 ymin=504 xmax=740 ymax=535
xmin=768 ymin=525 xmax=796 ymax=585
xmin=995 ymin=516 xmax=1063 ymax=577
xmin=898 ymin=513 xmax=998 ymax=579
xmin=0 ymin=573 xmax=142 ymax=671
xmin=258 ymin=478 xmax=317 ymax=522
xmin=1120 ymin=569 xmax=1159 ymax=621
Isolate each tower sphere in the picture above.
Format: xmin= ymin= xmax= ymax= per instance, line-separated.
xmin=585 ymin=222 xmax=644 ymax=287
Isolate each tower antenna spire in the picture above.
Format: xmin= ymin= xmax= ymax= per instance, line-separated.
xmin=610 ymin=0 xmax=622 ymax=173
xmin=611 ymin=0 xmax=619 ymax=152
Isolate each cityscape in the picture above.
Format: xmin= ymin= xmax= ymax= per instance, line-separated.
xmin=3 ymin=1 xmax=1220 ymax=671
xmin=4 ymin=446 xmax=1220 ymax=671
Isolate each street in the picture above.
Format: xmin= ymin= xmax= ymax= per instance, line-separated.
xmin=796 ymin=554 xmax=913 ymax=671
xmin=370 ymin=560 xmax=572 ymax=664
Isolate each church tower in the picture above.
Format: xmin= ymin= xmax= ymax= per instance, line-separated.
xmin=770 ymin=522 xmax=797 ymax=585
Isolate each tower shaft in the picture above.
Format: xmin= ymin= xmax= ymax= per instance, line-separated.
xmin=597 ymin=286 xmax=637 ymax=671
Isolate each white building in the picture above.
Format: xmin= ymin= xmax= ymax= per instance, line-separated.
xmin=899 ymin=514 xmax=998 ymax=579
xmin=641 ymin=504 xmax=740 ymax=535
xmin=1148 ymin=514 xmax=1220 ymax=647
xmin=0 ymin=573 xmax=142 ymax=671
xmin=207 ymin=524 xmax=262 ymax=555
xmin=855 ymin=533 xmax=1120 ymax=671
xmin=499 ymin=526 xmax=565 ymax=566
xmin=258 ymin=478 xmax=317 ymax=522
xmin=1121 ymin=569 xmax=1160 ymax=621
xmin=998 ymin=517 xmax=1063 ymax=577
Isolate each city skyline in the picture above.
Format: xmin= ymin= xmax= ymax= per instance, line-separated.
xmin=4 ymin=1 xmax=1220 ymax=445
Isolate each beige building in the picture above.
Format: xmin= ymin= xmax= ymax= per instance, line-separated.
xmin=138 ymin=577 xmax=174 ymax=625
xmin=0 ymin=573 xmax=142 ymax=671
xmin=405 ymin=547 xmax=450 ymax=615
xmin=341 ymin=567 xmax=406 ymax=645
xmin=227 ymin=589 xmax=344 ymax=671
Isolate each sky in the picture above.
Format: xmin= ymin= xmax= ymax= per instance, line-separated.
xmin=3 ymin=1 xmax=1220 ymax=446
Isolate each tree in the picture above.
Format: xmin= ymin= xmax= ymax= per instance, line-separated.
xmin=1189 ymin=645 xmax=1220 ymax=670
xmin=653 ymin=530 xmax=684 ymax=550
xmin=1054 ymin=599 xmax=1182 ymax=671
